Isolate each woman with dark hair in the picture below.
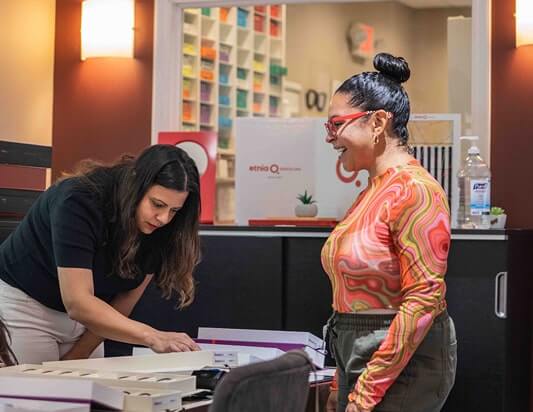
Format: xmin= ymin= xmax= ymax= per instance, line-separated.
xmin=0 ymin=144 xmax=201 ymax=363
xmin=323 ymin=53 xmax=457 ymax=412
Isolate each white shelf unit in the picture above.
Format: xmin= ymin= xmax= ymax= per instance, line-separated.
xmin=179 ymin=5 xmax=287 ymax=223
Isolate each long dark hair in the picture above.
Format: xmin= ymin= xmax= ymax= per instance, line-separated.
xmin=0 ymin=318 xmax=17 ymax=366
xmin=336 ymin=52 xmax=411 ymax=147
xmin=65 ymin=145 xmax=201 ymax=308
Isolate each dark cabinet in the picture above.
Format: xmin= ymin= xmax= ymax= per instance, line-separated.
xmin=284 ymin=237 xmax=332 ymax=339
xmin=442 ymin=240 xmax=508 ymax=411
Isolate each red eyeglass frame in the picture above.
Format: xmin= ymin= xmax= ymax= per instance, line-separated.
xmin=324 ymin=110 xmax=376 ymax=138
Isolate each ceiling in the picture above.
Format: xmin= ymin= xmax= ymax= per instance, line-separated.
xmin=397 ymin=0 xmax=471 ymax=8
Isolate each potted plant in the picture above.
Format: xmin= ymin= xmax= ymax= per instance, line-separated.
xmin=490 ymin=206 xmax=507 ymax=229
xmin=295 ymin=190 xmax=318 ymax=217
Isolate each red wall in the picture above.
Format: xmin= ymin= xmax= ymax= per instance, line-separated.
xmin=491 ymin=0 xmax=533 ymax=229
xmin=51 ymin=0 xmax=154 ymax=180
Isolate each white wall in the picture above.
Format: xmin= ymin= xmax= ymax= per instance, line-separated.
xmin=0 ymin=0 xmax=56 ymax=146
xmin=286 ymin=2 xmax=413 ymax=117
xmin=286 ymin=1 xmax=471 ymax=125
xmin=448 ymin=16 xmax=472 ymax=135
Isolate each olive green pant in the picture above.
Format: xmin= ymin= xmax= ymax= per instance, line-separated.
xmin=329 ymin=310 xmax=457 ymax=412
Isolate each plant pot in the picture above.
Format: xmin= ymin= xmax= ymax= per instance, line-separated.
xmin=490 ymin=214 xmax=507 ymax=229
xmin=295 ymin=203 xmax=318 ymax=218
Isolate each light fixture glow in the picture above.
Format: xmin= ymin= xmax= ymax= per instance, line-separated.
xmin=516 ymin=0 xmax=533 ymax=47
xmin=81 ymin=0 xmax=134 ymax=60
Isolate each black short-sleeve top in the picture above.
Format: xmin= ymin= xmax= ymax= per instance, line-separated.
xmin=0 ymin=177 xmax=161 ymax=312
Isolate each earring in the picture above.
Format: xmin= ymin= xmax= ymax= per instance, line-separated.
xmin=373 ymin=134 xmax=379 ymax=145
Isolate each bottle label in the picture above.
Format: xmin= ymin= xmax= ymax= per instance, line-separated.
xmin=470 ymin=179 xmax=490 ymax=215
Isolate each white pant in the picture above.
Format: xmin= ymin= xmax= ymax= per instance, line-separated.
xmin=0 ymin=278 xmax=104 ymax=364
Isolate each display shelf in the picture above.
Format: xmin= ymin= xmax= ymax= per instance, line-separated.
xmin=179 ymin=5 xmax=286 ymax=222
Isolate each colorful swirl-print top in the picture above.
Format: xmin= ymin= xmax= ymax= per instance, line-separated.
xmin=321 ymin=160 xmax=451 ymax=411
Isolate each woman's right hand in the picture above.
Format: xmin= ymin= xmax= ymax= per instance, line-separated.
xmin=145 ymin=330 xmax=200 ymax=352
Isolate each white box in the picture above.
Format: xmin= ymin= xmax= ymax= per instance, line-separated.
xmin=197 ymin=327 xmax=324 ymax=350
xmin=0 ymin=366 xmax=189 ymax=412
xmin=122 ymin=389 xmax=180 ymax=412
xmin=0 ymin=399 xmax=88 ymax=412
xmin=132 ymin=346 xmax=239 ymax=368
xmin=0 ymin=376 xmax=123 ymax=410
xmin=43 ymin=351 xmax=214 ymax=374
xmin=199 ymin=343 xmax=284 ymax=364
xmin=199 ymin=343 xmax=324 ymax=368
xmin=0 ymin=364 xmax=196 ymax=393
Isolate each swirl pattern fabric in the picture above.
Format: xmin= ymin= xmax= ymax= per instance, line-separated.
xmin=321 ymin=160 xmax=451 ymax=411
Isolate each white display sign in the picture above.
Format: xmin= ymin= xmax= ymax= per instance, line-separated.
xmin=235 ymin=118 xmax=368 ymax=225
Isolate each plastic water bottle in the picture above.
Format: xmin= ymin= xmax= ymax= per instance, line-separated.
xmin=459 ymin=137 xmax=491 ymax=229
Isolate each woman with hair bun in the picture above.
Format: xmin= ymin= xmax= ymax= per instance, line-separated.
xmin=0 ymin=144 xmax=201 ymax=363
xmin=323 ymin=53 xmax=457 ymax=411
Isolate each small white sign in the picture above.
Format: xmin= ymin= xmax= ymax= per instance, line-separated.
xmin=235 ymin=118 xmax=368 ymax=224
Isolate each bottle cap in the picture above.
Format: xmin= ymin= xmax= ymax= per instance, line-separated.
xmin=461 ymin=136 xmax=480 ymax=155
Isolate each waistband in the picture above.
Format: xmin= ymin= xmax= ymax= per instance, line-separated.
xmin=330 ymin=309 xmax=449 ymax=331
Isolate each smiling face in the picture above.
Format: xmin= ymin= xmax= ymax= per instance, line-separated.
xmin=326 ymin=93 xmax=375 ymax=173
xmin=135 ymin=184 xmax=189 ymax=234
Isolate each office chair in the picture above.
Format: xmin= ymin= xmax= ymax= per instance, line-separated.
xmin=209 ymin=349 xmax=314 ymax=412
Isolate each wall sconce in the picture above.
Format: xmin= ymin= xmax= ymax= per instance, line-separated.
xmin=516 ymin=0 xmax=533 ymax=47
xmin=81 ymin=0 xmax=135 ymax=60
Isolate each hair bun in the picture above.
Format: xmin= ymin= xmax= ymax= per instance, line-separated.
xmin=373 ymin=52 xmax=410 ymax=84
